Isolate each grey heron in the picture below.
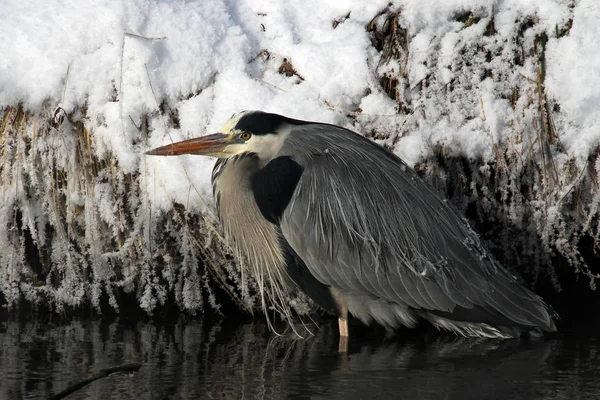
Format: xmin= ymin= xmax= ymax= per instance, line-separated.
xmin=146 ymin=110 xmax=557 ymax=348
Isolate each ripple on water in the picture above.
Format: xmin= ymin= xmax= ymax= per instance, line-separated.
xmin=1 ymin=318 xmax=600 ymax=400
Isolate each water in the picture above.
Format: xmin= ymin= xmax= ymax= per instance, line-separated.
xmin=2 ymin=316 xmax=599 ymax=400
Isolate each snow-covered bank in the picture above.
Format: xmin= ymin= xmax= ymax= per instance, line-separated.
xmin=1 ymin=0 xmax=598 ymax=314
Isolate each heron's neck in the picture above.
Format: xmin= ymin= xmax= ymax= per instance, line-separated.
xmin=211 ymin=153 xmax=291 ymax=289
xmin=211 ymin=153 xmax=258 ymax=203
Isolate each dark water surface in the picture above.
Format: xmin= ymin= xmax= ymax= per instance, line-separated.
xmin=2 ymin=315 xmax=599 ymax=400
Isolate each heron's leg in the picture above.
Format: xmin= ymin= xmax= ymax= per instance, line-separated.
xmin=338 ymin=317 xmax=349 ymax=353
xmin=339 ymin=317 xmax=349 ymax=336
xmin=330 ymin=287 xmax=349 ymax=353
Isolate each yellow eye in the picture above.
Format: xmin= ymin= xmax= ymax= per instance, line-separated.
xmin=240 ymin=132 xmax=252 ymax=141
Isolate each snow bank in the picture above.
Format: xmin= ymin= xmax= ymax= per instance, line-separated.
xmin=1 ymin=0 xmax=598 ymax=313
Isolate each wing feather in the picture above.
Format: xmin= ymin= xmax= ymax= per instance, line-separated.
xmin=393 ymin=272 xmax=426 ymax=309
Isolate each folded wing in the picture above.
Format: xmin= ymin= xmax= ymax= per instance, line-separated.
xmin=278 ymin=124 xmax=556 ymax=336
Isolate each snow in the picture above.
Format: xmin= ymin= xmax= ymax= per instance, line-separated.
xmin=1 ymin=0 xmax=599 ymax=312
xmin=546 ymin=0 xmax=600 ymax=159
xmin=2 ymin=0 xmax=594 ymax=176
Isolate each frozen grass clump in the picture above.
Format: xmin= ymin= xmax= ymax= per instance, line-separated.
xmin=365 ymin=3 xmax=599 ymax=289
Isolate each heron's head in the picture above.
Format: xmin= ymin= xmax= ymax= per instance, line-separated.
xmin=145 ymin=110 xmax=294 ymax=160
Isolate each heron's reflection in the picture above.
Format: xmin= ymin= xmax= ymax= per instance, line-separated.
xmin=1 ymin=317 xmax=599 ymax=400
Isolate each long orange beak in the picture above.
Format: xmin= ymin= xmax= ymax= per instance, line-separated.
xmin=145 ymin=133 xmax=230 ymax=156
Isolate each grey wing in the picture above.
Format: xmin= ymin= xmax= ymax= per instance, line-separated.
xmin=279 ymin=124 xmax=556 ymax=335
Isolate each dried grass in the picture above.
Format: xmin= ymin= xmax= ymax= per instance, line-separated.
xmin=0 ymin=103 xmax=249 ymax=314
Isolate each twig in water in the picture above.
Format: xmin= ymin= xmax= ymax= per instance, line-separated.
xmin=49 ymin=363 xmax=142 ymax=400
